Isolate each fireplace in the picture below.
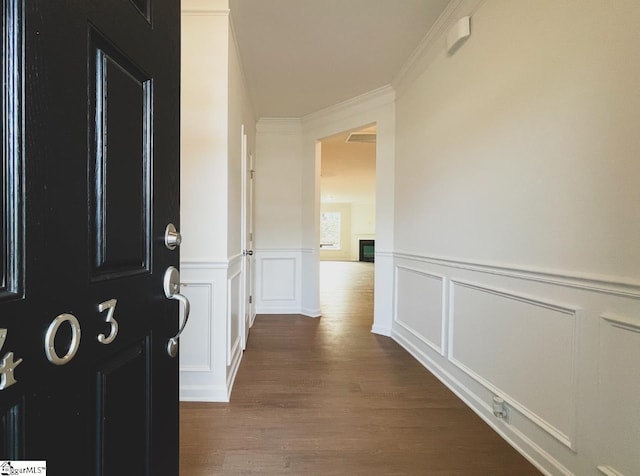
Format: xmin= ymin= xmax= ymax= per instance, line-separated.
xmin=359 ymin=240 xmax=375 ymax=262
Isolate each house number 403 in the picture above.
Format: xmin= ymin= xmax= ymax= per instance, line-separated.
xmin=0 ymin=299 xmax=120 ymax=388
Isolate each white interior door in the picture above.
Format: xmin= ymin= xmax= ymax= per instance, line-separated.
xmin=240 ymin=128 xmax=255 ymax=348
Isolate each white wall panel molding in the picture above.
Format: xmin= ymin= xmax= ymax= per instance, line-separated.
xmin=255 ymin=248 xmax=306 ymax=254
xmin=302 ymin=85 xmax=395 ymax=132
xmin=260 ymin=258 xmax=297 ymax=301
xmin=394 ymin=265 xmax=447 ymax=356
xmin=598 ymin=466 xmax=625 ymax=476
xmin=391 ymin=252 xmax=640 ymax=474
xmin=179 ymin=281 xmax=213 ymax=372
xmin=255 ymin=249 xmax=303 ymax=314
xmin=394 ymin=251 xmax=640 ymax=299
xmin=179 ymin=263 xmax=243 ymax=402
xmin=597 ymin=315 xmax=640 ymax=476
xmin=226 ymin=336 xmax=243 ymax=401
xmin=448 ymin=280 xmax=579 ymax=450
xmin=181 ymin=259 xmax=231 ymax=270
xmin=391 ymin=326 xmax=567 ymax=476
xmin=600 ymin=313 xmax=640 ymax=333
xmin=227 ymin=268 xmax=242 ymax=365
xmin=228 ymin=253 xmax=244 ymax=267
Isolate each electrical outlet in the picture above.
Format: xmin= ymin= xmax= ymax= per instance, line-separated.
xmin=492 ymin=396 xmax=509 ymax=421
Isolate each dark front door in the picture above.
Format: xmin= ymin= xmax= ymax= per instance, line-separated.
xmin=1 ymin=1 xmax=180 ymax=474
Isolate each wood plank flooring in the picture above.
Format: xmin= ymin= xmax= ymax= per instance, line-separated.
xmin=180 ymin=261 xmax=541 ymax=475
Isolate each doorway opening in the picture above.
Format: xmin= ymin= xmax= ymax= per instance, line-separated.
xmin=318 ymin=124 xmax=376 ymax=323
xmin=319 ymin=124 xmax=376 ymax=262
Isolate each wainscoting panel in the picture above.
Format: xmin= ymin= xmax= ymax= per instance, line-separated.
xmin=255 ymin=249 xmax=303 ymax=314
xmin=179 ymin=282 xmax=213 ymax=371
xmin=227 ymin=268 xmax=242 ymax=366
xmin=388 ymin=252 xmax=640 ymax=475
xmin=596 ymin=314 xmax=640 ymax=476
xmin=394 ymin=265 xmax=446 ymax=355
xmin=179 ymin=261 xmax=243 ymax=402
xmin=261 ymin=258 xmax=296 ymax=300
xmin=449 ymin=280 xmax=578 ymax=449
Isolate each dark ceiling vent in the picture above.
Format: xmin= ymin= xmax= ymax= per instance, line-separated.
xmin=346 ymin=132 xmax=376 ymax=144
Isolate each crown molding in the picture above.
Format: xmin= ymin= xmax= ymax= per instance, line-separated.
xmin=392 ymin=0 xmax=487 ymax=97
xmin=301 ymin=85 xmax=395 ymax=132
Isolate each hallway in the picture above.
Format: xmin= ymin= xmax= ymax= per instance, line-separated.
xmin=180 ymin=261 xmax=540 ymax=475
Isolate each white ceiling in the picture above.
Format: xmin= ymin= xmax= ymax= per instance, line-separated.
xmin=229 ymin=0 xmax=452 ymax=118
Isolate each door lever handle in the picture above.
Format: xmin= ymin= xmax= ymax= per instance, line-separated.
xmin=163 ymin=266 xmax=191 ymax=358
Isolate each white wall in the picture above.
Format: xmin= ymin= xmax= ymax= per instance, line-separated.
xmin=254 ymin=119 xmax=303 ymax=249
xmin=253 ymin=119 xmax=306 ymax=314
xmin=391 ymin=0 xmax=640 ymax=474
xmin=180 ymin=0 xmax=255 ymax=402
xmin=181 ymin=7 xmax=228 ymax=261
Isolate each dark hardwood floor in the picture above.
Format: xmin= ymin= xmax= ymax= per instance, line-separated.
xmin=180 ymin=261 xmax=541 ymax=475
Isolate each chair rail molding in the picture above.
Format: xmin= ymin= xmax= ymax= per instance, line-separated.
xmin=393 ymin=251 xmax=640 ymax=299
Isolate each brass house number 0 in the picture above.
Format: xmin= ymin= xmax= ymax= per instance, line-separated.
xmin=0 ymin=299 xmax=120 ymax=389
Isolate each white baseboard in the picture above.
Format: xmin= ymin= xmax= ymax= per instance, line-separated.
xmin=255 ymin=306 xmax=303 ymax=315
xmin=371 ymin=324 xmax=392 ymax=336
xmin=179 ymin=384 xmax=231 ymax=403
xmin=301 ymin=307 xmax=321 ymax=318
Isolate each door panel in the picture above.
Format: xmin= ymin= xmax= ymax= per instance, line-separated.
xmin=130 ymin=0 xmax=151 ymax=22
xmin=97 ymin=339 xmax=150 ymax=476
xmin=0 ymin=1 xmax=181 ymax=474
xmin=89 ymin=28 xmax=153 ymax=279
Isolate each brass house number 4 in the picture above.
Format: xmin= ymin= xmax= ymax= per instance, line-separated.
xmin=0 ymin=299 xmax=120 ymax=390
xmin=0 ymin=328 xmax=24 ymax=390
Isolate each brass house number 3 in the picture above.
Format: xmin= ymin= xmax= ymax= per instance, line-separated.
xmin=0 ymin=299 xmax=119 ymax=390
